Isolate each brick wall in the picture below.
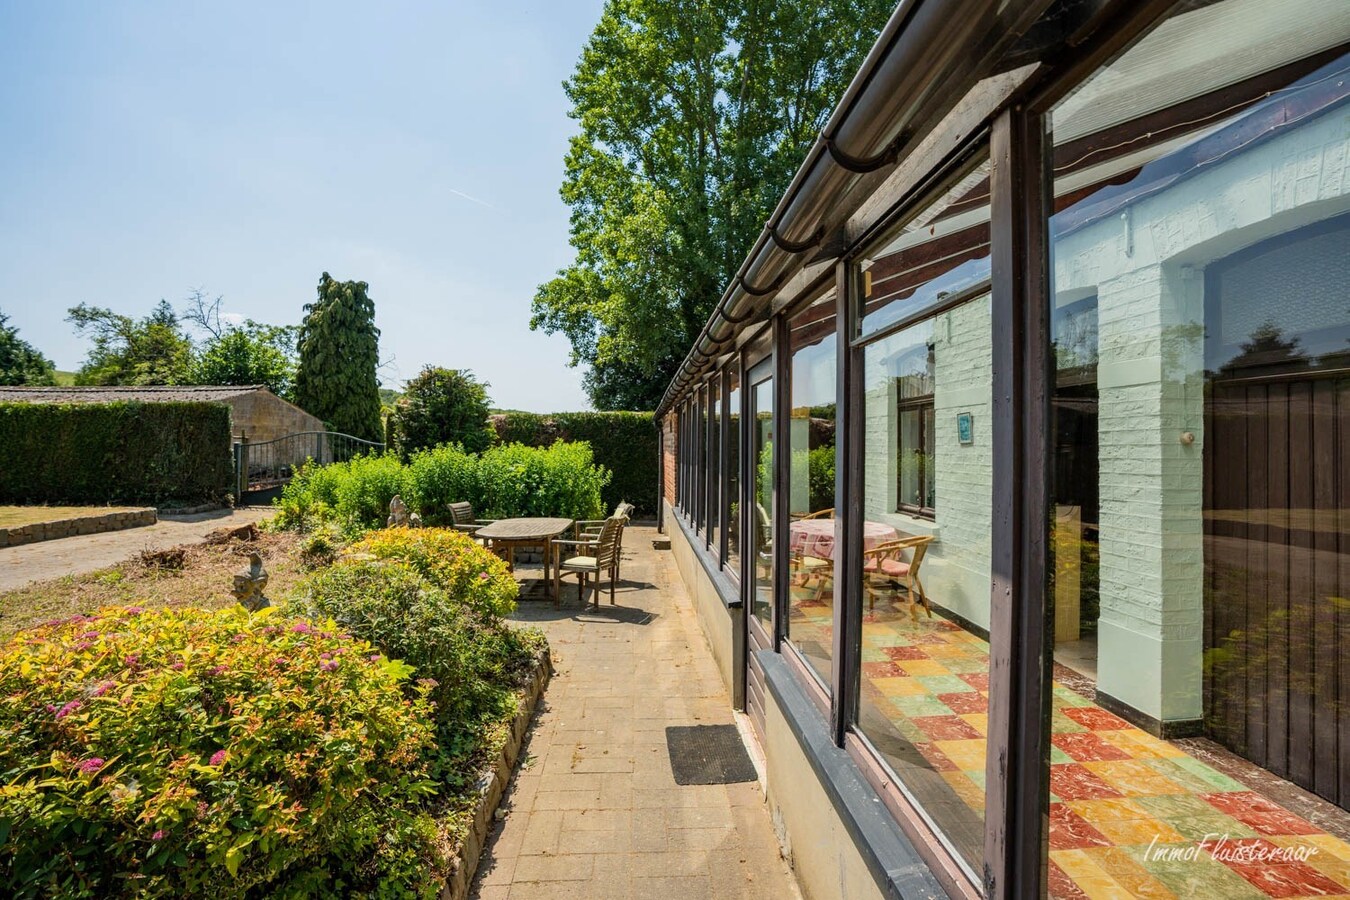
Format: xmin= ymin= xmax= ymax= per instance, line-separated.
xmin=662 ymin=415 xmax=677 ymax=505
xmin=226 ymin=391 xmax=324 ymax=444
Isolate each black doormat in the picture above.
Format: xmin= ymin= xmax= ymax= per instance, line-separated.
xmin=665 ymin=724 xmax=758 ymax=785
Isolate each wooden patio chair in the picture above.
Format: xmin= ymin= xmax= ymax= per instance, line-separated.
xmin=791 ymin=508 xmax=834 ymax=521
xmin=448 ymin=501 xmax=496 ymax=547
xmin=862 ymin=535 xmax=934 ymax=620
xmin=553 ymin=515 xmax=626 ymax=608
xmin=574 ymin=501 xmax=634 ymax=582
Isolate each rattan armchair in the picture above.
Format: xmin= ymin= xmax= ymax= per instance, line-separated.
xmin=862 ymin=535 xmax=934 ymax=619
xmin=553 ymin=515 xmax=626 ymax=608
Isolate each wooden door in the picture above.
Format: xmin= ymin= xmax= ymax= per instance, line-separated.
xmin=1203 ymin=373 xmax=1350 ymax=809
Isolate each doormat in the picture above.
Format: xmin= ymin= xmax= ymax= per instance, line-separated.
xmin=665 ymin=724 xmax=757 ymax=785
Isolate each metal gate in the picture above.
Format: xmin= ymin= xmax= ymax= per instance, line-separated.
xmin=233 ymin=431 xmax=385 ymax=505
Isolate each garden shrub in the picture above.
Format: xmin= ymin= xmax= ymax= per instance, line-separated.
xmin=272 ymin=452 xmax=409 ymax=537
xmin=276 ymin=441 xmax=609 ymax=534
xmin=490 ymin=411 xmax=657 ymax=514
xmin=347 ymin=527 xmax=518 ymax=618
xmin=0 ymin=401 xmax=233 ymax=505
xmin=0 ymin=605 xmax=444 ymax=899
xmin=293 ymin=557 xmax=542 ymax=775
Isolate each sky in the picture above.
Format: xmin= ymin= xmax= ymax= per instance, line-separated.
xmin=0 ymin=1 xmax=606 ymax=411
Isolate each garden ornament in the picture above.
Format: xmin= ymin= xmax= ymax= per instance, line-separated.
xmin=232 ymin=552 xmax=271 ymax=612
xmin=388 ymin=494 xmax=411 ymax=527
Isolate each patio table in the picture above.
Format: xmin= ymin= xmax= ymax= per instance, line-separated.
xmin=788 ymin=519 xmax=898 ymax=562
xmin=476 ymin=517 xmax=575 ymax=602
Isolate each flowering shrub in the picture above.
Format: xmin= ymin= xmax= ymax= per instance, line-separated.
xmin=0 ymin=605 xmax=446 ymax=898
xmin=346 ymin=527 xmax=518 ymax=617
xmin=293 ymin=559 xmax=542 ymax=774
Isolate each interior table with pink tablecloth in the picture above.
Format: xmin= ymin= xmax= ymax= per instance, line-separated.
xmin=787 ymin=519 xmax=899 ymax=561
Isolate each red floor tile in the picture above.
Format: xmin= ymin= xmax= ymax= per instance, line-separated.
xmin=1052 ymin=731 xmax=1133 ymax=763
xmin=939 ymin=691 xmax=988 ymax=714
xmin=910 ymin=714 xmax=983 ymax=741
xmin=1051 ymin=764 xmax=1126 ymax=801
xmin=1049 ymin=861 xmax=1092 ymax=900
xmin=1049 ymin=803 xmax=1113 ymax=850
xmin=883 ymin=645 xmax=930 ymax=660
xmin=1061 ymin=706 xmax=1132 ymax=732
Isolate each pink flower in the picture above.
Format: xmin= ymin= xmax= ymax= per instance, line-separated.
xmin=124 ymin=653 xmax=141 ymax=668
xmin=290 ymin=622 xmax=313 ymax=634
xmin=79 ymin=758 xmax=104 ymax=774
xmin=152 ymin=829 xmax=166 ymax=841
xmin=478 ymin=572 xmax=490 ymax=580
xmin=171 ymin=661 xmax=185 ymax=671
xmin=92 ymin=681 xmax=115 ymax=697
xmin=209 ymin=749 xmax=228 ymax=767
xmin=207 ymin=665 xmax=228 ymax=677
xmin=124 ymin=606 xmax=144 ymax=615
xmin=55 ymin=700 xmax=82 ymax=719
xmin=319 ymin=660 xmax=339 ymax=672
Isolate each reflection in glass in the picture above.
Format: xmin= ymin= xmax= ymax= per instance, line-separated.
xmin=785 ymin=292 xmax=837 ymax=687
xmin=1045 ymin=6 xmax=1350 ymax=895
xmin=858 ymin=161 xmax=992 ymax=339
xmin=751 ymin=378 xmax=774 ymax=627
xmin=857 ymin=295 xmax=990 ymax=875
xmin=726 ymin=369 xmax=741 ymax=574
xmin=708 ymin=378 xmax=720 ymax=551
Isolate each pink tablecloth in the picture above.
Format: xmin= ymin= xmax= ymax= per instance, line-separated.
xmin=788 ymin=520 xmax=898 ymax=562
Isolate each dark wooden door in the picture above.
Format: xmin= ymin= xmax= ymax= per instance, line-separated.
xmin=1203 ymin=373 xmax=1350 ymax=809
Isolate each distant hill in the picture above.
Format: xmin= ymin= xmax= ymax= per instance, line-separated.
xmin=52 ymin=371 xmax=76 ymax=386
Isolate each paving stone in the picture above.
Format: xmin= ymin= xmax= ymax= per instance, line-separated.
xmin=466 ymin=527 xmax=799 ymax=900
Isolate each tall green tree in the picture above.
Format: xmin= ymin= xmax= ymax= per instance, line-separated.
xmin=67 ymin=300 xmax=193 ymax=385
xmin=391 ymin=366 xmax=495 ymax=455
xmin=0 ymin=311 xmax=57 ymax=386
xmin=531 ymin=0 xmax=893 ymax=408
xmin=179 ymin=288 xmax=298 ymax=398
xmin=293 ymin=273 xmax=383 ymax=441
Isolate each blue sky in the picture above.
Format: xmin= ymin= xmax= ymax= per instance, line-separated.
xmin=0 ymin=1 xmax=604 ymax=411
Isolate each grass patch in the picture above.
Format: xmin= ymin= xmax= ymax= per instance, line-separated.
xmin=0 ymin=505 xmax=145 ymax=528
xmin=0 ymin=529 xmax=308 ymax=640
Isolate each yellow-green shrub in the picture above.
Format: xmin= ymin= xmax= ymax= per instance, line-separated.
xmin=0 ymin=606 xmax=445 ymax=899
xmin=346 ymin=527 xmax=518 ymax=618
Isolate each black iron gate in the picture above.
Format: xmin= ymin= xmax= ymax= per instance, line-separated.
xmin=233 ymin=431 xmax=385 ymax=505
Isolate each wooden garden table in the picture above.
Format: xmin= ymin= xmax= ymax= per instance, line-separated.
xmin=475 ymin=517 xmax=575 ymax=602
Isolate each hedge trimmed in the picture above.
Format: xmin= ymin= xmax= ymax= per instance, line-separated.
xmin=490 ymin=412 xmax=657 ymax=515
xmin=0 ymin=401 xmax=233 ymax=505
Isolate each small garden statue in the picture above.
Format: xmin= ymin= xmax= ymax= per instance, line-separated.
xmin=388 ymin=494 xmax=411 ymax=528
xmin=232 ymin=552 xmax=271 ymax=612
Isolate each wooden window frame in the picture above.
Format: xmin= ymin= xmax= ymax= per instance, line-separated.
xmin=896 ymin=393 xmax=936 ymax=519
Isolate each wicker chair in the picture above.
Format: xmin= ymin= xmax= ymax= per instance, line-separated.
xmin=447 ymin=502 xmax=495 ymax=541
xmin=553 ymin=515 xmax=626 ymax=608
xmin=863 ymin=535 xmax=934 ymax=619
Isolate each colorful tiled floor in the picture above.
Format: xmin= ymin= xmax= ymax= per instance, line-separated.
xmin=788 ymin=587 xmax=1350 ymax=899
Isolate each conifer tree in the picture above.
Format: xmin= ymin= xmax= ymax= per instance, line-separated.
xmin=293 ymin=273 xmax=383 ymax=441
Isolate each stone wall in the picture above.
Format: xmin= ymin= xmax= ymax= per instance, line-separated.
xmin=226 ymin=391 xmax=323 ymax=443
xmin=0 ymin=508 xmax=157 ymax=548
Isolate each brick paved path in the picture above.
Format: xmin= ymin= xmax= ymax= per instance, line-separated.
xmin=0 ymin=507 xmax=274 ymax=591
xmin=472 ymin=525 xmax=799 ymax=900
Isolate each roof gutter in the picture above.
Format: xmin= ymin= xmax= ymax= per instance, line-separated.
xmin=656 ymin=0 xmax=1026 ymax=417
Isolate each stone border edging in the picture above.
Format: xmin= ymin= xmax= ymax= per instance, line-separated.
xmin=0 ymin=508 xmax=157 ymax=549
xmin=443 ymin=646 xmax=552 ymax=900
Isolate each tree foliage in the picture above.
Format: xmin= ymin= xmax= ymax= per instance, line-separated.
xmin=391 ymin=366 xmax=495 ymax=455
xmin=293 ymin=273 xmax=383 ymax=441
xmin=67 ymin=301 xmax=194 ymax=386
xmin=190 ymin=326 xmax=297 ymax=399
xmin=531 ymin=0 xmax=894 ymax=408
xmin=0 ymin=311 xmax=56 ymax=386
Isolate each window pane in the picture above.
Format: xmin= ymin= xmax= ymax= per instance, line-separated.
xmin=858 ymin=160 xmax=992 ymax=339
xmin=726 ymin=369 xmax=741 ymax=574
xmin=708 ymin=378 xmax=720 ymax=551
xmin=1046 ymin=5 xmax=1350 ymax=896
xmin=785 ymin=290 xmax=837 ymax=688
xmin=751 ymin=378 xmax=774 ymax=627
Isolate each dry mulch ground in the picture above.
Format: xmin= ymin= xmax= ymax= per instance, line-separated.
xmin=0 ymin=527 xmax=312 ymax=640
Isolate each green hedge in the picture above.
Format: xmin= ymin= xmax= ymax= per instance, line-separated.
xmin=491 ymin=412 xmax=657 ymax=515
xmin=0 ymin=401 xmax=233 ymax=505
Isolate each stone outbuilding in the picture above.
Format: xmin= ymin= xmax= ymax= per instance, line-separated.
xmin=0 ymin=385 xmax=322 ymax=443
